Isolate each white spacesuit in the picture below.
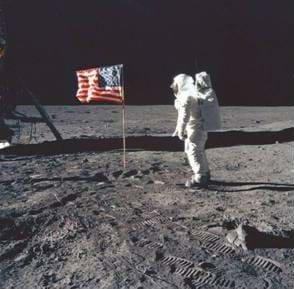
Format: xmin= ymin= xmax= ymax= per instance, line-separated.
xmin=195 ymin=72 xmax=221 ymax=132
xmin=171 ymin=72 xmax=221 ymax=187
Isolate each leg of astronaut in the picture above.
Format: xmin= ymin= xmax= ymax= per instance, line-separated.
xmin=201 ymin=144 xmax=210 ymax=180
xmin=183 ymin=138 xmax=189 ymax=166
xmin=185 ymin=127 xmax=210 ymax=187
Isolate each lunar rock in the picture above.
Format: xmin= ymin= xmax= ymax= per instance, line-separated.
xmin=226 ymin=224 xmax=248 ymax=251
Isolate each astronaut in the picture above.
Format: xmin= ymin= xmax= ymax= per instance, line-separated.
xmin=171 ymin=72 xmax=221 ymax=187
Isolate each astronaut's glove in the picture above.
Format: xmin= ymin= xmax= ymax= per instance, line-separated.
xmin=172 ymin=128 xmax=178 ymax=137
xmin=178 ymin=132 xmax=186 ymax=141
xmin=177 ymin=130 xmax=186 ymax=141
xmin=172 ymin=128 xmax=186 ymax=140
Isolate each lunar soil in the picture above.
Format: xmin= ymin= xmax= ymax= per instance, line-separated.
xmin=0 ymin=105 xmax=294 ymax=289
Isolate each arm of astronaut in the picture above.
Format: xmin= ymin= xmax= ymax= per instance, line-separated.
xmin=175 ymin=95 xmax=191 ymax=140
xmin=172 ymin=99 xmax=180 ymax=136
xmin=174 ymin=99 xmax=180 ymax=110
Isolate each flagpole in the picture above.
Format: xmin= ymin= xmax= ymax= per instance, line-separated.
xmin=122 ymin=97 xmax=126 ymax=170
xmin=121 ymin=65 xmax=126 ymax=170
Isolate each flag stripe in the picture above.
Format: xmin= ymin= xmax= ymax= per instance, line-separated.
xmin=92 ymin=89 xmax=121 ymax=96
xmin=91 ymin=92 xmax=122 ymax=99
xmin=77 ymin=91 xmax=122 ymax=100
xmin=76 ymin=89 xmax=89 ymax=94
xmin=77 ymin=95 xmax=122 ymax=104
xmin=88 ymin=95 xmax=123 ymax=103
xmin=91 ymin=95 xmax=122 ymax=100
xmin=76 ymin=96 xmax=88 ymax=103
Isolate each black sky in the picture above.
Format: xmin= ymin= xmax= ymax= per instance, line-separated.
xmin=5 ymin=0 xmax=294 ymax=105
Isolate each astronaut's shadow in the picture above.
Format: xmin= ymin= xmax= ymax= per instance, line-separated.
xmin=209 ymin=179 xmax=294 ymax=192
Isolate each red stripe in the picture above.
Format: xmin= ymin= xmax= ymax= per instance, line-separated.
xmin=92 ymin=89 xmax=121 ymax=95
xmin=92 ymin=94 xmax=121 ymax=98
xmin=92 ymin=88 xmax=122 ymax=95
xmin=78 ymin=85 xmax=90 ymax=89
xmin=77 ymin=89 xmax=89 ymax=94
xmin=95 ymin=86 xmax=122 ymax=90
xmin=76 ymin=89 xmax=122 ymax=98
xmin=77 ymin=93 xmax=123 ymax=104
xmin=94 ymin=88 xmax=121 ymax=93
xmin=88 ymin=95 xmax=123 ymax=103
xmin=76 ymin=89 xmax=88 ymax=93
xmin=91 ymin=91 xmax=122 ymax=99
xmin=76 ymin=94 xmax=88 ymax=99
xmin=78 ymin=83 xmax=89 ymax=87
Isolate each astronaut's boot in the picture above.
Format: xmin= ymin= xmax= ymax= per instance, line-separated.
xmin=185 ymin=174 xmax=209 ymax=188
xmin=185 ymin=178 xmax=195 ymax=188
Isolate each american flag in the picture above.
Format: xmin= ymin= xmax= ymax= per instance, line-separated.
xmin=76 ymin=64 xmax=123 ymax=104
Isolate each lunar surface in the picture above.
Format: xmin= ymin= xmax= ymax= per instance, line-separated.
xmin=0 ymin=105 xmax=294 ymax=289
